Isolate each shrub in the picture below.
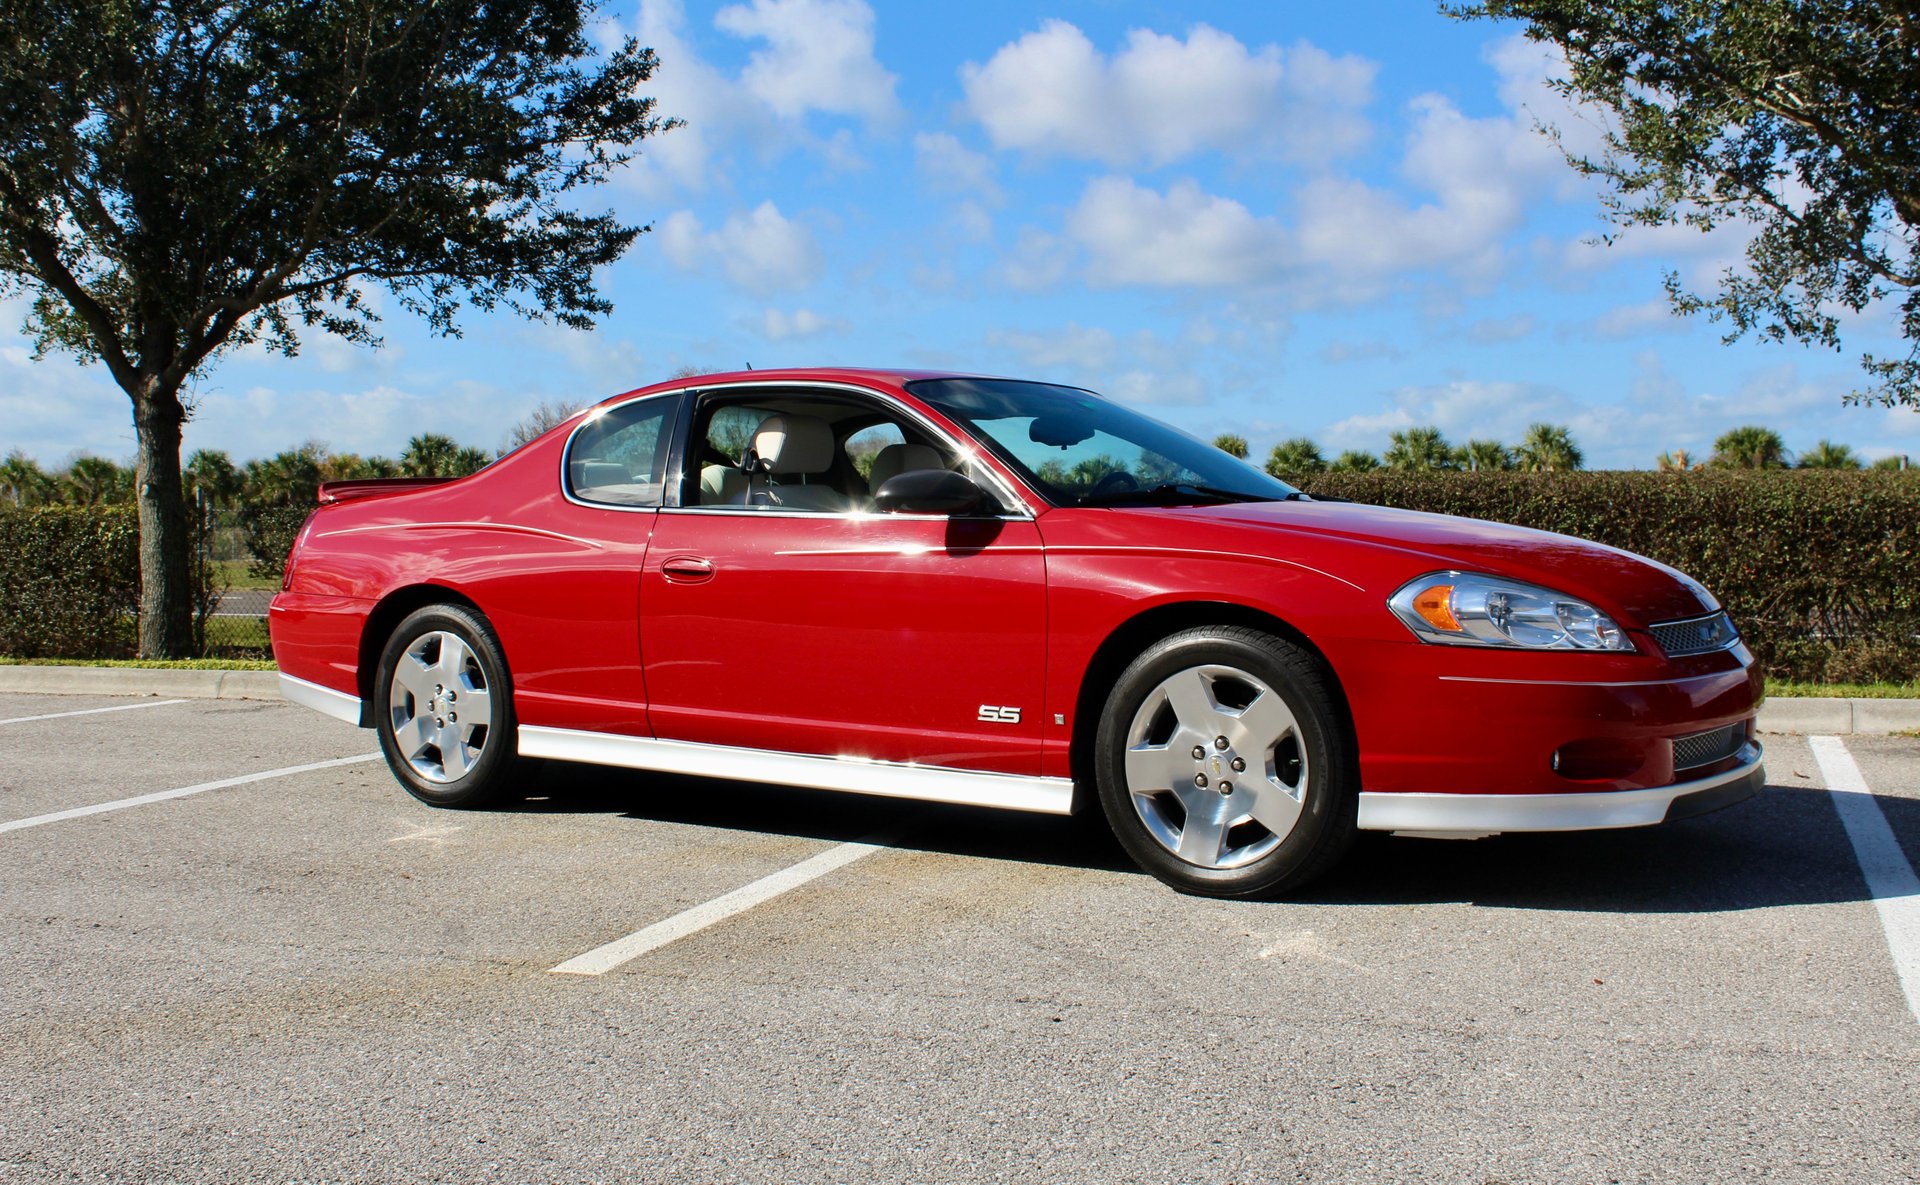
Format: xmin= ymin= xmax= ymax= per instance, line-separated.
xmin=240 ymin=505 xmax=314 ymax=579
xmin=1298 ymin=469 xmax=1920 ymax=683
xmin=0 ymin=507 xmax=141 ymax=658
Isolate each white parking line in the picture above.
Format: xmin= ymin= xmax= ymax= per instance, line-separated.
xmin=0 ymin=753 xmax=382 ymax=835
xmin=1810 ymin=735 xmax=1920 ymax=1025
xmin=0 ymin=699 xmax=187 ymax=726
xmin=551 ymin=839 xmax=888 ymax=976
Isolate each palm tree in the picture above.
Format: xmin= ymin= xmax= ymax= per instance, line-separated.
xmin=1211 ymin=433 xmax=1250 ymax=459
xmin=244 ymin=444 xmax=326 ymax=506
xmin=1711 ymin=425 xmax=1789 ymax=469
xmin=400 ymin=434 xmax=466 ymax=477
xmin=61 ymin=455 xmax=133 ymax=504
xmin=1461 ymin=439 xmax=1513 ymax=471
xmin=1384 ymin=426 xmax=1460 ymax=471
xmin=1872 ymin=454 xmax=1912 ymax=471
xmin=1330 ymin=449 xmax=1381 ymax=472
xmin=0 ymin=449 xmax=55 ymax=507
xmin=449 ymin=446 xmax=492 ymax=476
xmin=1796 ymin=440 xmax=1862 ymax=470
xmin=1514 ymin=423 xmax=1583 ymax=472
xmin=1265 ymin=438 xmax=1325 ymax=477
xmin=184 ymin=449 xmax=243 ymax=507
xmin=1655 ymin=449 xmax=1702 ymax=472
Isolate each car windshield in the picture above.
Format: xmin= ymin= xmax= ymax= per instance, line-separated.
xmin=906 ymin=377 xmax=1299 ymax=508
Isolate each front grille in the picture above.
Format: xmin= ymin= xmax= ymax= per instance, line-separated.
xmin=1673 ymin=723 xmax=1747 ymax=770
xmin=1650 ymin=611 xmax=1739 ymax=657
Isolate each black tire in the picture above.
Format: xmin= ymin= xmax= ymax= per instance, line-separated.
xmin=373 ymin=603 xmax=520 ymax=808
xmin=1093 ymin=626 xmax=1356 ymax=897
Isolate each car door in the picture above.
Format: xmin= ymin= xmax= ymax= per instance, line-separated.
xmin=639 ymin=385 xmax=1048 ymax=775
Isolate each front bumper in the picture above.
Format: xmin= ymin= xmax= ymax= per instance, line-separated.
xmin=1355 ymin=742 xmax=1764 ymax=833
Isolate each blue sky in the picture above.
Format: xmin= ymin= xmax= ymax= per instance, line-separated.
xmin=5 ymin=0 xmax=1918 ymax=469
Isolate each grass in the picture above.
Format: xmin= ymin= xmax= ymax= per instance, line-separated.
xmin=0 ymin=656 xmax=277 ymax=670
xmin=1765 ymin=679 xmax=1920 ymax=699
xmin=211 ymin=560 xmax=279 ymax=591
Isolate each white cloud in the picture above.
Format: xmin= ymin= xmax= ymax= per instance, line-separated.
xmin=1000 ymin=228 xmax=1073 ymax=291
xmin=1466 ymin=313 xmax=1536 ymax=344
xmin=988 ymin=323 xmax=1117 ymax=371
xmin=1067 ymin=177 xmax=1290 ymax=288
xmin=960 ymin=21 xmax=1374 ymax=167
xmin=1107 ymin=369 xmax=1208 ymax=407
xmin=657 ymin=202 xmax=821 ymax=293
xmin=715 ymin=0 xmax=899 ymax=124
xmin=758 ymin=307 xmax=848 ymax=340
xmin=914 ymin=132 xmax=1000 ymax=204
xmin=1591 ymin=298 xmax=1691 ymax=339
xmin=615 ymin=0 xmax=895 ymax=195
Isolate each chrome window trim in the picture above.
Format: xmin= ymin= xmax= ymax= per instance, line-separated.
xmin=558 ymin=389 xmax=685 ymax=515
xmin=517 ymin=725 xmax=1072 ymax=814
xmin=562 ymin=379 xmax=1037 ymax=521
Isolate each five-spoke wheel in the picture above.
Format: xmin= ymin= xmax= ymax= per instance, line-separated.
xmin=374 ymin=604 xmax=518 ymax=807
xmin=1095 ymin=626 xmax=1355 ymax=897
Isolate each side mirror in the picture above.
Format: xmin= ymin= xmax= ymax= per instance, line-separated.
xmin=874 ymin=469 xmax=988 ymax=516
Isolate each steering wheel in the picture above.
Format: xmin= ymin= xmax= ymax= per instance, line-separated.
xmin=1086 ymin=470 xmax=1139 ymax=498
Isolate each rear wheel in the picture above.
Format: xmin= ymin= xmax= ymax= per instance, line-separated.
xmin=374 ymin=604 xmax=519 ymax=808
xmin=1094 ymin=626 xmax=1356 ymax=897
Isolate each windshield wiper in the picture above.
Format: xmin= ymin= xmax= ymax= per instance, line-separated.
xmin=1079 ymin=482 xmax=1281 ymax=507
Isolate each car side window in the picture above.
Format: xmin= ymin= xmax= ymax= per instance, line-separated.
xmin=688 ymin=393 xmax=958 ymax=512
xmin=566 ymin=396 xmax=676 ymax=507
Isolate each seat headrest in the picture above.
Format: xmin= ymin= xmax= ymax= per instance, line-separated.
xmin=868 ymin=443 xmax=943 ymax=491
xmin=751 ymin=414 xmax=835 ymax=475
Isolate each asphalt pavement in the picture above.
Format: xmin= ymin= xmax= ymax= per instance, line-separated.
xmin=1 ymin=692 xmax=1916 ymax=1183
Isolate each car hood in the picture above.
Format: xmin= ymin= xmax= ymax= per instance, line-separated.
xmin=1176 ymin=499 xmax=1718 ymax=626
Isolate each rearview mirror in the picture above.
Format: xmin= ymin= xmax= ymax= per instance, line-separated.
xmin=874 ymin=469 xmax=988 ymax=516
xmin=1028 ymin=413 xmax=1094 ymax=448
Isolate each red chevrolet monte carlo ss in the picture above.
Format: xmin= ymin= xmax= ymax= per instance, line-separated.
xmin=270 ymin=368 xmax=1763 ymax=896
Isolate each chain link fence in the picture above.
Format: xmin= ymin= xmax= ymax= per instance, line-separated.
xmin=200 ymin=505 xmax=308 ymax=659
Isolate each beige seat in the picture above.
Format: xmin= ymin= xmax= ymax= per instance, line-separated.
xmin=748 ymin=414 xmax=848 ymax=511
xmin=699 ymin=463 xmax=749 ymax=505
xmin=867 ymin=443 xmax=944 ymax=494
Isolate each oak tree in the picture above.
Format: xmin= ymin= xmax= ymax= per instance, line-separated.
xmin=0 ymin=1 xmax=673 ymax=654
xmin=1452 ymin=1 xmax=1920 ymax=410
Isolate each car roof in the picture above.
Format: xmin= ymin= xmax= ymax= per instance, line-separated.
xmin=589 ymin=367 xmax=1016 ymax=411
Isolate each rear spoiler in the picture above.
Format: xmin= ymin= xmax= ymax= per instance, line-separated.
xmin=316 ymin=477 xmax=456 ymax=504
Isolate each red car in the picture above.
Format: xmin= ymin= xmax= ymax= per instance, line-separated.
xmin=271 ymin=368 xmax=1763 ymax=896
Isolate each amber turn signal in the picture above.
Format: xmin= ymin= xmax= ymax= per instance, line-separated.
xmin=1411 ymin=584 xmax=1460 ymax=631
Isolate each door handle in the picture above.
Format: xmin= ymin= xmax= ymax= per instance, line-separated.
xmin=661 ymin=555 xmax=716 ymax=583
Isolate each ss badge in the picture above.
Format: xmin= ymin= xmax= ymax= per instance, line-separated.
xmin=977 ymin=705 xmax=1022 ymax=724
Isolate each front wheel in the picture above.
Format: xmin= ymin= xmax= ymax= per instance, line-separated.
xmin=374 ymin=604 xmax=519 ymax=808
xmin=1093 ymin=626 xmax=1356 ymax=897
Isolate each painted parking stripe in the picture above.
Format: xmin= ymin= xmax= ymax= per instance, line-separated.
xmin=1809 ymin=735 xmax=1920 ymax=1025
xmin=551 ymin=839 xmax=888 ymax=976
xmin=0 ymin=699 xmax=187 ymax=726
xmin=0 ymin=753 xmax=381 ymax=835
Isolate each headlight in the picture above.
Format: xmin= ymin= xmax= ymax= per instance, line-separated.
xmin=1388 ymin=571 xmax=1634 ymax=652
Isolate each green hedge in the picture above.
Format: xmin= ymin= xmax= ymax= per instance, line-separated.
xmin=1294 ymin=470 xmax=1920 ymax=683
xmin=0 ymin=507 xmax=142 ymax=658
xmin=238 ymin=505 xmax=313 ymax=579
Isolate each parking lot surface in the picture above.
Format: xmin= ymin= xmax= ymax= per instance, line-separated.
xmin=2 ymin=692 xmax=1917 ymax=1183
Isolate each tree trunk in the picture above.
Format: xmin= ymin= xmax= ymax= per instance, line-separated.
xmin=133 ymin=381 xmax=195 ymax=658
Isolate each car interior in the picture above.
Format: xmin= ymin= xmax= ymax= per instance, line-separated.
xmin=689 ymin=394 xmax=962 ymax=513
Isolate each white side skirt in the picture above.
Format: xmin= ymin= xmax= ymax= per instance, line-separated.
xmin=278 ymin=673 xmax=363 ymax=726
xmin=1356 ymin=744 xmax=1764 ymax=833
xmin=518 ymin=725 xmax=1074 ymax=815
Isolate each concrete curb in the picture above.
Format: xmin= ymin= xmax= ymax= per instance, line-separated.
xmin=1758 ymin=696 xmax=1920 ymax=735
xmin=0 ymin=665 xmax=281 ymax=701
xmin=1 ymin=666 xmax=1915 ymax=734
